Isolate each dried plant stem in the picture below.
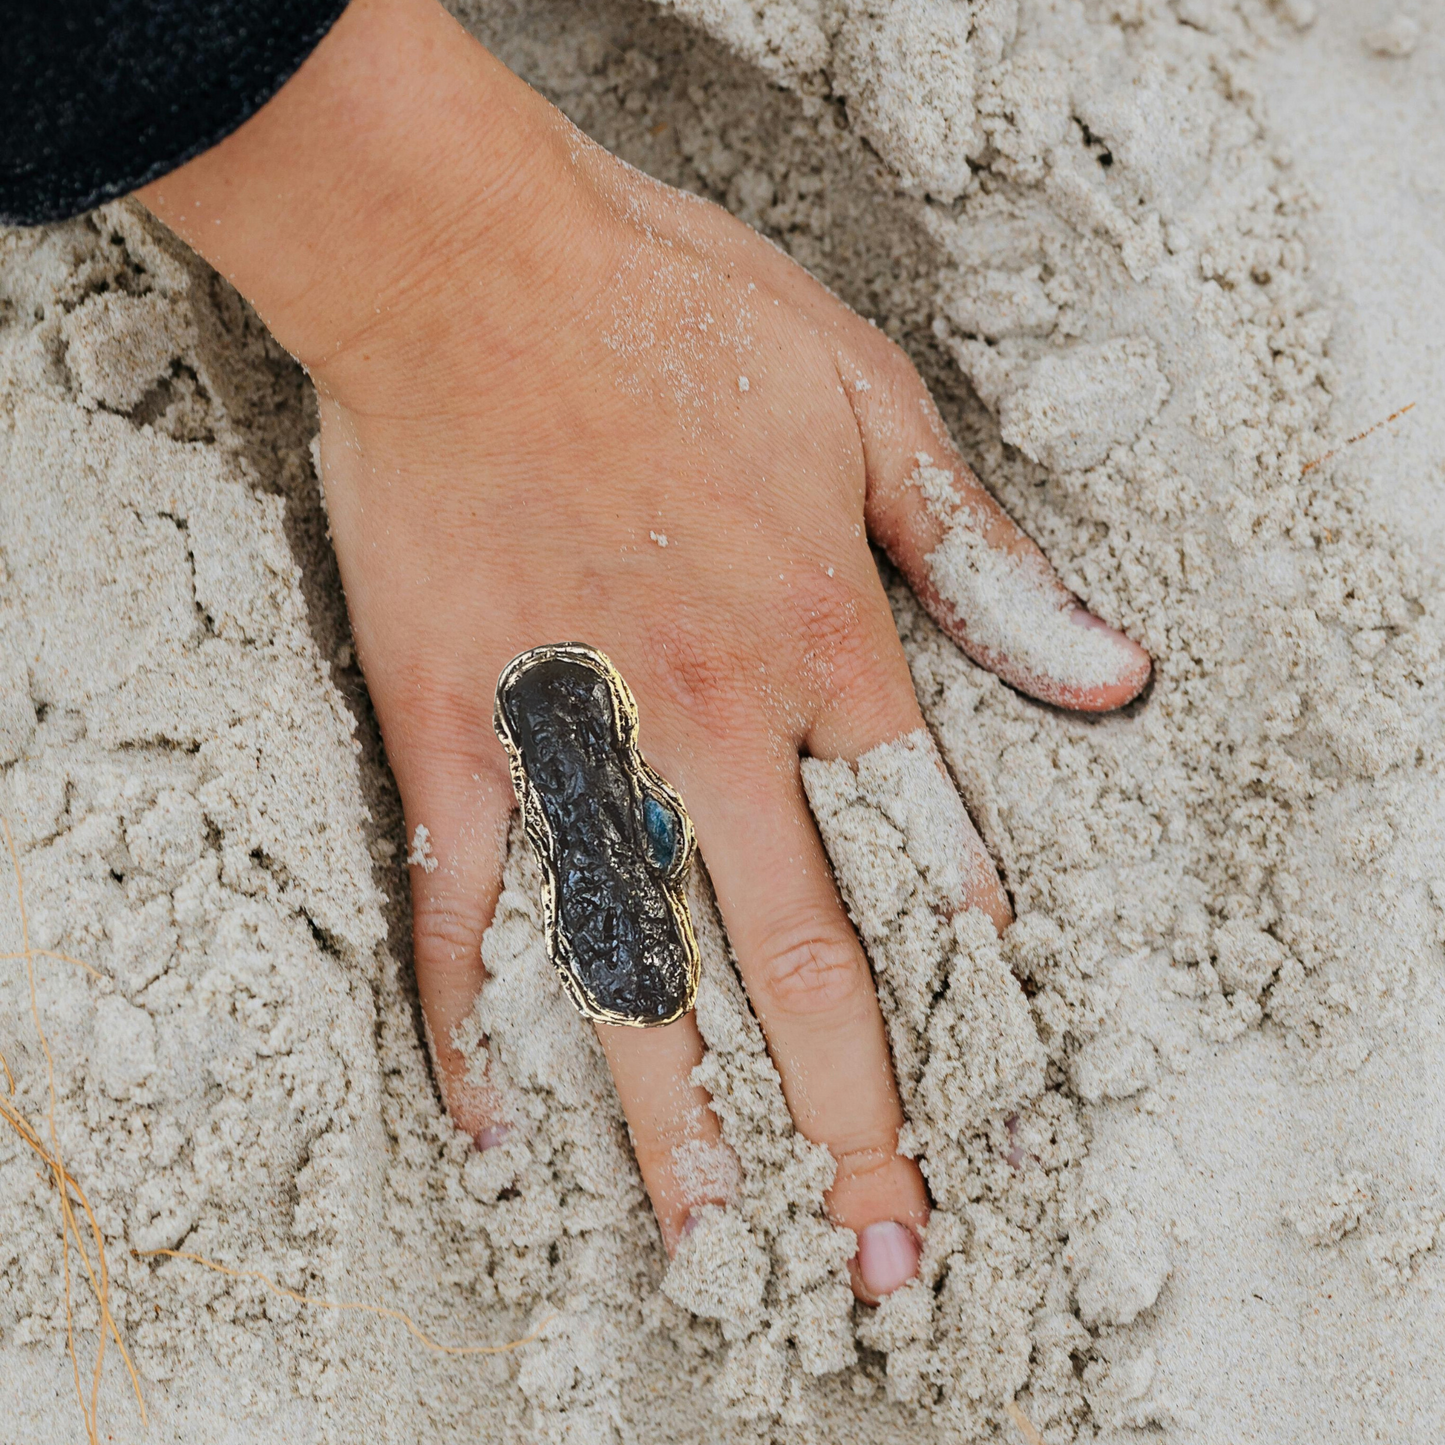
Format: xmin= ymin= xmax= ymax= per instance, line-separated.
xmin=1301 ymin=401 xmax=1416 ymax=475
xmin=1 ymin=817 xmax=146 ymax=1444
xmin=2 ymin=813 xmax=550 ymax=1445
xmin=1004 ymin=1398 xmax=1047 ymax=1445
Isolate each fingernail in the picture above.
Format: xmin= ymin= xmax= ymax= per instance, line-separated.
xmin=1005 ymin=1113 xmax=1026 ymax=1170
xmin=1069 ymin=603 xmax=1135 ymax=653
xmin=857 ymin=1221 xmax=920 ymax=1298
xmin=1068 ymin=604 xmax=1113 ymax=632
xmin=1068 ymin=605 xmax=1151 ymax=685
xmin=476 ymin=1123 xmax=511 ymax=1150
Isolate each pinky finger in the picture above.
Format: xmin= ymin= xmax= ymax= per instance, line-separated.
xmin=842 ymin=338 xmax=1151 ymax=711
xmin=881 ymin=456 xmax=1150 ymax=712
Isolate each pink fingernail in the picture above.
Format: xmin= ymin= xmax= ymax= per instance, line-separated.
xmin=476 ymin=1124 xmax=511 ymax=1150
xmin=1005 ymin=1113 xmax=1026 ymax=1170
xmin=857 ymin=1221 xmax=920 ymax=1298
xmin=1068 ymin=606 xmax=1151 ymax=688
xmin=1068 ymin=604 xmax=1133 ymax=650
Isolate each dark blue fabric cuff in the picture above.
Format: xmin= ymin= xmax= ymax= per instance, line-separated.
xmin=2 ymin=0 xmax=352 ymax=225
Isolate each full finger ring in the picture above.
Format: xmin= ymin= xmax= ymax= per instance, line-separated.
xmin=493 ymin=643 xmax=701 ymax=1027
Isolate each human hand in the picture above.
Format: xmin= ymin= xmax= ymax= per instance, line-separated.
xmin=140 ymin=0 xmax=1148 ymax=1300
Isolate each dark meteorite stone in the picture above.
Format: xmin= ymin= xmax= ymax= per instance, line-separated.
xmin=494 ymin=646 xmax=698 ymax=1025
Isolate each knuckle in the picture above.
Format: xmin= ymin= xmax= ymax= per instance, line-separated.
xmin=641 ymin=618 xmax=754 ymax=735
xmin=797 ymin=585 xmax=869 ymax=668
xmin=411 ymin=897 xmax=485 ymax=970
xmin=830 ymin=1142 xmax=907 ymax=1197
xmin=383 ymin=661 xmax=497 ymax=759
xmin=848 ymin=329 xmax=948 ymax=451
xmin=789 ymin=573 xmax=898 ymax=709
xmin=753 ymin=924 xmax=867 ymax=1017
xmin=792 ymin=567 xmax=869 ymax=644
xmin=854 ymin=327 xmax=921 ymax=394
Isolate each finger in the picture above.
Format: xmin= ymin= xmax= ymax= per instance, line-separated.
xmin=594 ymin=1016 xmax=736 ymax=1253
xmin=389 ymin=719 xmax=515 ymax=1146
xmin=804 ymin=590 xmax=1012 ymax=932
xmin=839 ymin=338 xmax=1151 ymax=712
xmin=798 ymin=594 xmax=1016 ymax=1301
xmin=401 ymin=705 xmax=739 ymax=1255
xmin=684 ymin=722 xmax=929 ymax=1301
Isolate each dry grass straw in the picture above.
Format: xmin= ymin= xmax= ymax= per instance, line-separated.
xmin=1 ymin=814 xmax=548 ymax=1444
xmin=1301 ymin=401 xmax=1416 ymax=475
xmin=1004 ymin=1398 xmax=1047 ymax=1445
xmin=0 ymin=815 xmax=146 ymax=1445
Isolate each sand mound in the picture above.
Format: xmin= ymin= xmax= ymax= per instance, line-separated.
xmin=2 ymin=1 xmax=1442 ymax=1440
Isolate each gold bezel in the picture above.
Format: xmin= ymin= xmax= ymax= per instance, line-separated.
xmin=493 ymin=643 xmax=700 ymax=1027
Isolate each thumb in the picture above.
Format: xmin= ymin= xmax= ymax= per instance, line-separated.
xmin=839 ymin=334 xmax=1150 ymax=712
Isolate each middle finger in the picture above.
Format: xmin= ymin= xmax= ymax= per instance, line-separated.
xmin=682 ymin=734 xmax=931 ymax=1300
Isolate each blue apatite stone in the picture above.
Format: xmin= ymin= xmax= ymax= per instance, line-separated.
xmin=644 ymin=793 xmax=679 ymax=872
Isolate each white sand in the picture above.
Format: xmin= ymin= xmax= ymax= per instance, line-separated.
xmin=2 ymin=1 xmax=1443 ymax=1441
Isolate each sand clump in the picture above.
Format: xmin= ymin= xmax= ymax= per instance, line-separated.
xmin=2 ymin=0 xmax=1444 ymax=1441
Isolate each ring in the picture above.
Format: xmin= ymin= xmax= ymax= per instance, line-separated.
xmin=493 ymin=643 xmax=701 ymax=1027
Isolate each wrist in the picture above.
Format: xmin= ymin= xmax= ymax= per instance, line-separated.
xmin=138 ymin=0 xmax=611 ymax=400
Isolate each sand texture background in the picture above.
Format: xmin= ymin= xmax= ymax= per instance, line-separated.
xmin=1 ymin=0 xmax=1442 ymax=1440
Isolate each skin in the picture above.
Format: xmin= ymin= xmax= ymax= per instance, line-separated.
xmin=137 ymin=0 xmax=1150 ymax=1301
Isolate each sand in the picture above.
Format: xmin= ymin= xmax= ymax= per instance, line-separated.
xmin=1 ymin=0 xmax=1442 ymax=1440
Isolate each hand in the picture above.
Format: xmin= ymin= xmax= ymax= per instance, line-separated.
xmin=140 ymin=0 xmax=1148 ymax=1300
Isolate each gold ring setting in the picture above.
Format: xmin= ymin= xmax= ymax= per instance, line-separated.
xmin=493 ymin=643 xmax=700 ymax=1027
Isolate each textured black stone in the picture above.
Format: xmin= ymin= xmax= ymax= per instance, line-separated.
xmin=497 ymin=654 xmax=693 ymax=1024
